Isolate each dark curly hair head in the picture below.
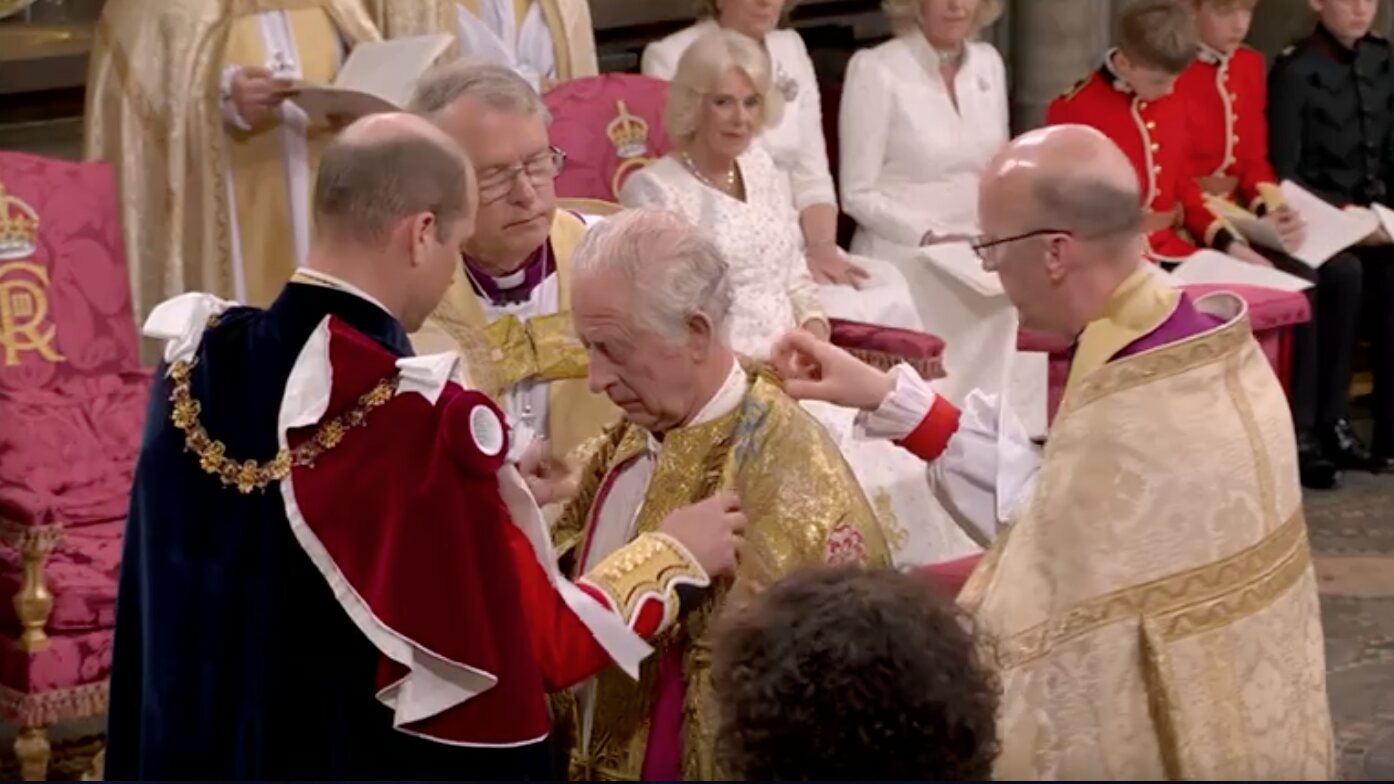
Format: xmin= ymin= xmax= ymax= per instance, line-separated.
xmin=712 ymin=565 xmax=1000 ymax=781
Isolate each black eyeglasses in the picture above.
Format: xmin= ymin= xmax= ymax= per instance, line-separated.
xmin=969 ymin=228 xmax=1073 ymax=260
xmin=476 ymin=146 xmax=567 ymax=203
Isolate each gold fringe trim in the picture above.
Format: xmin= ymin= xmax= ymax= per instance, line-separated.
xmin=0 ymin=681 xmax=108 ymax=728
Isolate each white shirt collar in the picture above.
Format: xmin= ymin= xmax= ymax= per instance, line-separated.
xmin=292 ymin=268 xmax=394 ymax=317
xmin=645 ymin=355 xmax=746 ymax=451
xmin=904 ymin=30 xmax=973 ymax=72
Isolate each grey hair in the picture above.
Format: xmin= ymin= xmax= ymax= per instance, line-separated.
xmin=408 ymin=59 xmax=551 ymax=123
xmin=1030 ymin=172 xmax=1142 ymax=241
xmin=572 ymin=208 xmax=734 ymax=344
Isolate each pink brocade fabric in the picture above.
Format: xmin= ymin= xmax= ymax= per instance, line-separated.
xmin=544 ymin=74 xmax=674 ymax=201
xmin=0 ymin=627 xmax=112 ymax=695
xmin=0 ymin=371 xmax=151 ymax=527
xmin=0 ymin=152 xmax=142 ymax=393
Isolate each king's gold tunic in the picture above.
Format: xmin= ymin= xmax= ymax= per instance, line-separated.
xmin=959 ymin=286 xmax=1333 ymax=779
xmin=552 ymin=364 xmax=890 ymax=780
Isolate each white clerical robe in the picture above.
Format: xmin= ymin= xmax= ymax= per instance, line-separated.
xmin=466 ymin=266 xmax=560 ymax=438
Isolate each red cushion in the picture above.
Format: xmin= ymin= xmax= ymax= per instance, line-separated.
xmin=830 ymin=319 xmax=947 ymax=380
xmin=913 ymin=554 xmax=983 ymax=600
xmin=0 ymin=152 xmax=142 ymax=393
xmin=0 ymin=519 xmax=122 ymax=635
xmin=544 ymin=74 xmax=675 ymax=201
xmin=0 ymin=627 xmax=112 ymax=717
xmin=0 ymin=371 xmax=151 ymax=528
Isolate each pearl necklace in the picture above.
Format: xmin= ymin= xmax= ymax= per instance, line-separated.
xmin=681 ymin=152 xmax=737 ymax=196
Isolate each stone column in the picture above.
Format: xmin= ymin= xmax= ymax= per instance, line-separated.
xmin=1005 ymin=0 xmax=1118 ymax=132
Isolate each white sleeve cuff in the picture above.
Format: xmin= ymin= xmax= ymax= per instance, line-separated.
xmin=219 ymin=65 xmax=253 ymax=131
xmin=856 ymin=363 xmax=937 ymax=441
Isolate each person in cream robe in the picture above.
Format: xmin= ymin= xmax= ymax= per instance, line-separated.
xmin=85 ymin=0 xmax=379 ymax=333
xmin=369 ymin=0 xmax=596 ymax=91
xmin=778 ymin=125 xmax=1334 ymax=780
xmin=408 ymin=62 xmax=616 ymax=465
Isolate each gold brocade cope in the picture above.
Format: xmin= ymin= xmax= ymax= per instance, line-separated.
xmin=1064 ymin=266 xmax=1180 ymax=396
xmin=83 ymin=0 xmax=379 ymax=350
xmin=481 ymin=311 xmax=588 ymax=390
xmin=553 ymin=363 xmax=889 ymax=780
xmin=959 ymin=291 xmax=1334 ymax=779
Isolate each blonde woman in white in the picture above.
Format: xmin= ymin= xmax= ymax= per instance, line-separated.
xmin=643 ymin=0 xmax=920 ymax=330
xmin=622 ymin=29 xmax=979 ymax=567
xmin=840 ymin=0 xmax=1031 ymax=414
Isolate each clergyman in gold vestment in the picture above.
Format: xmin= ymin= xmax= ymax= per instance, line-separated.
xmin=553 ymin=208 xmax=890 ymax=781
xmin=85 ymin=0 xmax=380 ymax=336
xmin=408 ymin=61 xmax=617 ymax=463
xmin=777 ymin=125 xmax=1334 ymax=779
xmin=367 ymin=0 xmax=597 ymax=91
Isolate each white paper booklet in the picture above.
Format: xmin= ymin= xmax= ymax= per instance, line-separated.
xmin=290 ymin=34 xmax=454 ymax=123
xmin=1206 ymin=180 xmax=1378 ymax=267
xmin=1276 ymin=180 xmax=1379 ymax=267
xmin=1169 ymin=249 xmax=1314 ymax=292
xmin=918 ymin=241 xmax=1003 ymax=298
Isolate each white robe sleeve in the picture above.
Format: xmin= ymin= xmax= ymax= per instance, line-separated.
xmin=837 ymin=50 xmax=932 ymax=247
xmin=858 ymin=365 xmax=1042 ymax=545
xmin=784 ymin=35 xmax=837 ymax=213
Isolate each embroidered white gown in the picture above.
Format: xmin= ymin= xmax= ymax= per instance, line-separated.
xmin=620 ymin=149 xmax=980 ymax=566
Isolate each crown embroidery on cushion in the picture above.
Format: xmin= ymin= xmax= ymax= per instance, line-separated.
xmin=607 ymin=100 xmax=650 ymax=160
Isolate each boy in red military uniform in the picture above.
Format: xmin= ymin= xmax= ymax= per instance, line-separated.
xmin=1176 ymin=0 xmax=1370 ymax=487
xmin=1045 ymin=0 xmax=1270 ymax=268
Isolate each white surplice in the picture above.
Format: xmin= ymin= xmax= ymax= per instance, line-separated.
xmin=620 ymin=149 xmax=980 ymax=565
xmin=838 ymin=33 xmax=1040 ymax=417
xmin=455 ymin=0 xmax=558 ymax=91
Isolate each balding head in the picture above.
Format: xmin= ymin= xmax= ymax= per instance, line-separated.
xmin=977 ymin=125 xmax=1147 ymax=336
xmin=309 ymin=113 xmax=478 ymax=332
xmin=314 ymin=112 xmax=475 ymax=247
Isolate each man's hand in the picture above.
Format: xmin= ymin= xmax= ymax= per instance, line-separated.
xmin=518 ymin=437 xmax=578 ymax=507
xmin=658 ymin=490 xmax=747 ymax=578
xmin=800 ymin=318 xmax=830 ymax=342
xmin=771 ymin=329 xmax=894 ymax=411
xmin=1361 ymin=226 xmax=1393 ymax=246
xmin=1262 ymin=205 xmax=1307 ymax=252
xmin=231 ymin=66 xmax=295 ymax=125
xmin=1228 ymin=242 xmax=1275 ymax=267
xmin=806 ymin=244 xmax=868 ymax=288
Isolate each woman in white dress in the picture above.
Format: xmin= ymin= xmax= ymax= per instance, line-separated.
xmin=839 ymin=0 xmax=1033 ymax=416
xmin=622 ymin=28 xmax=979 ymax=567
xmin=642 ymin=0 xmax=922 ymax=331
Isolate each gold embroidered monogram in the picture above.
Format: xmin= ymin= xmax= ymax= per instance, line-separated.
xmin=0 ymin=261 xmax=65 ymax=367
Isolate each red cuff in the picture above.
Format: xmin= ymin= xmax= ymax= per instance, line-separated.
xmin=575 ymin=581 xmax=664 ymax=639
xmin=894 ymin=396 xmax=961 ymax=461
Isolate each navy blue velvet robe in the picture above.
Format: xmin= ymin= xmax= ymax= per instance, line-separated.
xmin=106 ymin=283 xmax=554 ymax=780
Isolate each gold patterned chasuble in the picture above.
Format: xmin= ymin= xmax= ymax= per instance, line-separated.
xmin=959 ymin=289 xmax=1334 ymax=779
xmin=551 ymin=364 xmax=889 ymax=780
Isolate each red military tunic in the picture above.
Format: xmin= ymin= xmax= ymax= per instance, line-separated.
xmin=1175 ymin=44 xmax=1281 ymax=215
xmin=1046 ymin=51 xmax=1238 ymax=263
